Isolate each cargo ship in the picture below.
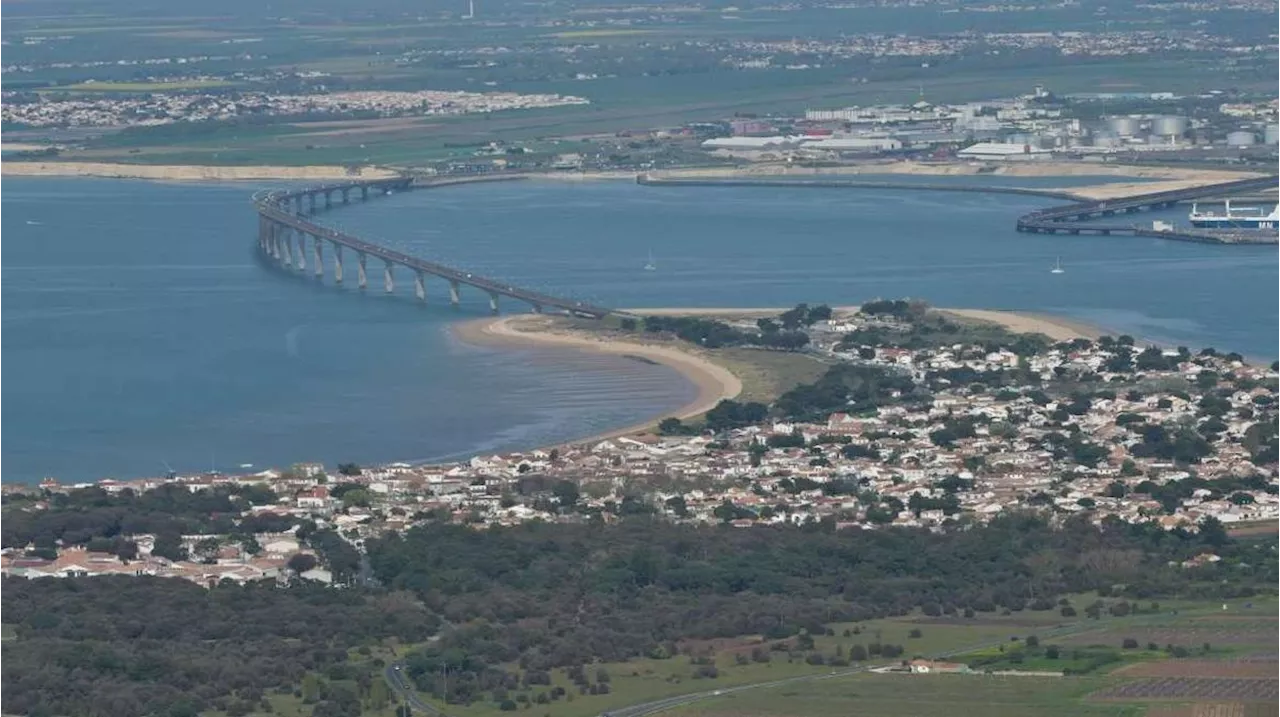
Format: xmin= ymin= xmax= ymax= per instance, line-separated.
xmin=1189 ymin=200 xmax=1279 ymax=230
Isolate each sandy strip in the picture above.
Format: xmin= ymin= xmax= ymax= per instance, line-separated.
xmin=1 ymin=161 xmax=400 ymax=181
xmin=453 ymin=314 xmax=744 ymax=444
xmin=939 ymin=309 xmax=1099 ymax=342
xmin=630 ymin=306 xmax=1099 ymax=341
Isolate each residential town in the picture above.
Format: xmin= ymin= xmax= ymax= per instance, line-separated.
xmin=4 ymin=305 xmax=1276 ymax=589
xmin=0 ymin=88 xmax=590 ymax=128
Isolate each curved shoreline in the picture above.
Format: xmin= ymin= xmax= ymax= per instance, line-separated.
xmin=453 ymin=314 xmax=744 ymax=446
xmin=450 ymin=307 xmax=1104 ymax=449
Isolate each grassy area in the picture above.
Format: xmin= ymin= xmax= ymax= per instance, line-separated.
xmin=391 ymin=609 xmax=1076 ymax=717
xmin=672 ymin=673 xmax=1141 ymax=717
xmin=709 ymin=347 xmax=830 ymax=405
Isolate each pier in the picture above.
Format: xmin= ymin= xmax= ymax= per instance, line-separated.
xmin=252 ymin=176 xmax=616 ymax=319
xmin=1015 ymin=175 xmax=1278 ymax=244
xmin=638 ymin=172 xmax=1277 ymax=245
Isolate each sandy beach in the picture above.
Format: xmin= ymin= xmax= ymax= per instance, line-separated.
xmin=0 ymin=161 xmax=401 ymax=181
xmin=452 ymin=306 xmax=1103 ymax=446
xmin=453 ymin=314 xmax=744 ymax=445
xmin=938 ymin=308 xmax=1102 ymax=342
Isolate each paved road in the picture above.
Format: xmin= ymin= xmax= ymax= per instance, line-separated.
xmin=384 ymin=662 xmax=449 ymax=717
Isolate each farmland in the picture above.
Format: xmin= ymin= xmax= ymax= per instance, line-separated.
xmin=1089 ymin=677 xmax=1279 ymax=703
xmin=620 ymin=597 xmax=1280 ymax=717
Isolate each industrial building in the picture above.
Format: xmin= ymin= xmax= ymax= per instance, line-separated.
xmin=955 ymin=142 xmax=1052 ymax=161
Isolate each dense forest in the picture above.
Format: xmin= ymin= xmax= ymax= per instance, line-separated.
xmin=1 ymin=577 xmax=436 ymax=717
xmin=4 ymin=513 xmax=1273 ymax=716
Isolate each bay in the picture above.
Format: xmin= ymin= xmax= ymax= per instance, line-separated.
xmin=2 ymin=176 xmax=1276 ymax=482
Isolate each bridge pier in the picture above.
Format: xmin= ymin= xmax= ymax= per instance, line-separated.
xmin=384 ymin=262 xmax=395 ymax=294
xmin=313 ymin=238 xmax=323 ymax=278
xmin=325 ymin=192 xmax=333 ymax=210
xmin=307 ymin=194 xmax=317 ymax=215
xmin=333 ymin=244 xmax=344 ymax=283
xmin=414 ymin=271 xmax=426 ymax=302
xmin=449 ymin=280 xmax=461 ymax=308
xmin=281 ymin=231 xmax=293 ymax=267
xmin=531 ymin=303 xmax=542 ymax=314
xmin=360 ymin=186 xmax=370 ymax=202
xmin=357 ymin=253 xmax=368 ymax=290
xmin=295 ymin=231 xmax=307 ymax=272
xmin=488 ymin=291 xmax=500 ymax=314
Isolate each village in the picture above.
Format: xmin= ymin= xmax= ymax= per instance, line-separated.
xmin=3 ymin=306 xmax=1276 ymax=588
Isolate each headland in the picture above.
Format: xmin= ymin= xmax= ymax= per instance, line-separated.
xmin=453 ymin=305 xmax=1102 ymax=447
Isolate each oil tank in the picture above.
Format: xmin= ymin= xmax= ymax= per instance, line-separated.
xmin=1265 ymin=124 xmax=1279 ymax=145
xmin=1106 ymin=116 xmax=1139 ymax=137
xmin=1226 ymin=131 xmax=1256 ymax=147
xmin=1151 ymin=116 xmax=1188 ymax=137
xmin=1091 ymin=131 xmax=1121 ymax=148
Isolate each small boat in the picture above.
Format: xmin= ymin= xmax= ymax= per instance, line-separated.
xmin=25 ymin=220 xmax=41 ymax=225
xmin=1050 ymin=257 xmax=1065 ymax=274
xmin=643 ymin=250 xmax=657 ymax=272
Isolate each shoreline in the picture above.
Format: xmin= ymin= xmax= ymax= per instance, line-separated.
xmin=1 ymin=159 xmax=1264 ymax=195
xmin=452 ymin=314 xmax=745 ymax=447
xmin=450 ymin=306 xmax=1102 ymax=448
xmin=0 ymin=161 xmax=401 ymax=182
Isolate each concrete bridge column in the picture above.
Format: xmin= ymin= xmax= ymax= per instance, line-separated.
xmin=270 ymin=228 xmax=282 ymax=260
xmin=342 ymin=188 xmax=351 ymax=205
xmin=295 ymin=231 xmax=307 ymax=272
xmin=360 ymin=186 xmax=370 ymax=201
xmin=313 ymin=238 xmax=323 ymax=278
xmin=357 ymin=253 xmax=368 ymax=290
xmin=325 ymin=192 xmax=333 ymax=210
xmin=488 ymin=291 xmax=500 ymax=314
xmin=449 ymin=280 xmax=461 ymax=308
xmin=307 ymin=194 xmax=317 ymax=214
xmin=281 ymin=230 xmax=293 ymax=267
xmin=383 ymin=262 xmax=395 ymax=294
xmin=333 ymin=244 xmax=344 ymax=284
xmin=530 ymin=303 xmax=542 ymax=314
xmin=414 ymin=271 xmax=426 ymax=302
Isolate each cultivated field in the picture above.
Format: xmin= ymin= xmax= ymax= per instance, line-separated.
xmin=1115 ymin=660 xmax=1278 ymax=679
xmin=1089 ymin=677 xmax=1279 ymax=703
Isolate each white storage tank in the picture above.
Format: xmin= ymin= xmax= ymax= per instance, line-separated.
xmin=1091 ymin=131 xmax=1122 ymax=148
xmin=1265 ymin=124 xmax=1279 ymax=146
xmin=1226 ymin=131 xmax=1256 ymax=147
xmin=1106 ymin=116 xmax=1140 ymax=137
xmin=1151 ymin=116 xmax=1188 ymax=137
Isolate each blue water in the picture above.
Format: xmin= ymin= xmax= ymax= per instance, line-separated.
xmin=3 ymin=176 xmax=1277 ymax=482
xmin=1 ymin=178 xmax=697 ymax=483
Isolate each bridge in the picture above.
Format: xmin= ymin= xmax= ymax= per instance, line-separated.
xmin=1015 ymin=175 xmax=1278 ymax=243
xmin=252 ymin=176 xmax=615 ymax=319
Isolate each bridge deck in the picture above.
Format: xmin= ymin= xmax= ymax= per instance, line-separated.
xmin=253 ymin=179 xmax=613 ymax=319
xmin=1016 ymin=175 xmax=1278 ymax=244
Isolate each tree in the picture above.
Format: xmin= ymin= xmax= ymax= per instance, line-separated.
xmin=337 ymin=463 xmax=362 ymax=477
xmin=341 ymin=489 xmax=372 ymax=508
xmin=288 ymin=553 xmax=319 ymax=574
xmin=849 ymin=644 xmax=868 ymax=661
xmin=552 ymin=481 xmax=580 ymax=509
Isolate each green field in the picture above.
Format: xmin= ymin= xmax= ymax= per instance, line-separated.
xmin=674 ymin=673 xmax=1142 ymax=717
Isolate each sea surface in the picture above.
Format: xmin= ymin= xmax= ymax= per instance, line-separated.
xmin=3 ymin=176 xmax=1276 ymax=482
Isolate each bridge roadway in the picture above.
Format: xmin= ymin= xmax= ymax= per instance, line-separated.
xmin=1016 ymin=174 xmax=1279 ymax=242
xmin=252 ymin=176 xmax=614 ymax=319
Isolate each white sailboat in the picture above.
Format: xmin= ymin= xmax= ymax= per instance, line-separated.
xmin=643 ymin=250 xmax=657 ymax=271
xmin=1050 ymin=257 xmax=1065 ymax=274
